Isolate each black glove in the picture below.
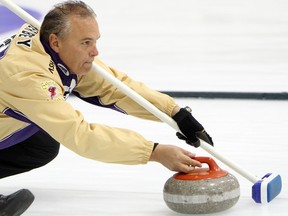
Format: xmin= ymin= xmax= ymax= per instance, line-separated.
xmin=172 ymin=106 xmax=213 ymax=148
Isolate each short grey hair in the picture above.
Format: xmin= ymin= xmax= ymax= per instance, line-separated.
xmin=40 ymin=0 xmax=96 ymax=42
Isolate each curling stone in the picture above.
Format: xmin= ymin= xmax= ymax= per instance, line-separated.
xmin=163 ymin=157 xmax=240 ymax=214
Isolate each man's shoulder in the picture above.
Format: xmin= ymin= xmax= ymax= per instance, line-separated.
xmin=1 ymin=25 xmax=55 ymax=77
xmin=11 ymin=24 xmax=47 ymax=58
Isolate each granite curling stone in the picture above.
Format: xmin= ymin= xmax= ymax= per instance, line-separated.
xmin=163 ymin=157 xmax=240 ymax=214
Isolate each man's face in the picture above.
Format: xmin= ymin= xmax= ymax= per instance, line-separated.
xmin=50 ymin=15 xmax=100 ymax=74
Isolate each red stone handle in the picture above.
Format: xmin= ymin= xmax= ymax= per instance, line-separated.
xmin=174 ymin=156 xmax=228 ymax=180
xmin=193 ymin=156 xmax=222 ymax=172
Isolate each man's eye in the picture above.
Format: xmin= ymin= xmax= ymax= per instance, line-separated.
xmin=82 ymin=41 xmax=90 ymax=45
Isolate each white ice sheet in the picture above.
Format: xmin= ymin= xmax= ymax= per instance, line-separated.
xmin=1 ymin=97 xmax=287 ymax=215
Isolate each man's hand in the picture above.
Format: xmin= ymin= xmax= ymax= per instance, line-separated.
xmin=172 ymin=106 xmax=213 ymax=147
xmin=149 ymin=144 xmax=202 ymax=173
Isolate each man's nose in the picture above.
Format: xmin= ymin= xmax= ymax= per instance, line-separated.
xmin=90 ymin=45 xmax=98 ymax=57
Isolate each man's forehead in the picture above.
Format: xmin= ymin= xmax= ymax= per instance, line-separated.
xmin=69 ymin=14 xmax=97 ymax=25
xmin=68 ymin=16 xmax=100 ymax=38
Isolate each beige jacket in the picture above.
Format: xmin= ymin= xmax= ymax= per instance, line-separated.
xmin=0 ymin=24 xmax=178 ymax=165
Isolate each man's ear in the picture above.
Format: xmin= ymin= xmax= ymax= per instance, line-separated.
xmin=49 ymin=34 xmax=60 ymax=53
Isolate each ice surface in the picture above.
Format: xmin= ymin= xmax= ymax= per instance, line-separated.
xmin=1 ymin=97 xmax=287 ymax=215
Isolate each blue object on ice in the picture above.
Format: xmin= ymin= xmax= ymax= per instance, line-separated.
xmin=252 ymin=173 xmax=282 ymax=203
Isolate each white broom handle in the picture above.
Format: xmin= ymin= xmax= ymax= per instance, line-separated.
xmin=92 ymin=64 xmax=259 ymax=184
xmin=0 ymin=0 xmax=259 ymax=184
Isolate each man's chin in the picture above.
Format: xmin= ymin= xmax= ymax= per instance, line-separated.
xmin=85 ymin=63 xmax=93 ymax=70
xmin=75 ymin=64 xmax=93 ymax=75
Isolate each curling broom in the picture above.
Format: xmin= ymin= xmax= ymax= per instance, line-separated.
xmin=0 ymin=0 xmax=282 ymax=204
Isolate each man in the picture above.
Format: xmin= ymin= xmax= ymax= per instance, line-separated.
xmin=0 ymin=1 xmax=213 ymax=215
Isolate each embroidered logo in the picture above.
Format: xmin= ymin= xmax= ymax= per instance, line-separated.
xmin=57 ymin=63 xmax=70 ymax=76
xmin=41 ymin=81 xmax=59 ymax=100
xmin=48 ymin=86 xmax=57 ymax=100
